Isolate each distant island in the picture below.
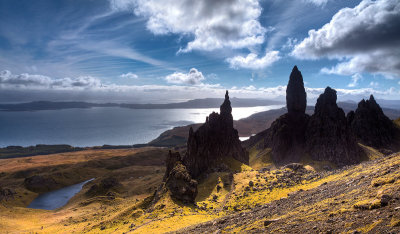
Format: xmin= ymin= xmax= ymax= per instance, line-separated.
xmin=0 ymin=98 xmax=284 ymax=111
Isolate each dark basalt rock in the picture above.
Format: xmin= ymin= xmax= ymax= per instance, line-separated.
xmin=286 ymin=66 xmax=307 ymax=115
xmin=24 ymin=175 xmax=58 ymax=193
xmin=349 ymin=95 xmax=398 ymax=148
xmin=265 ymin=113 xmax=309 ymax=165
xmin=163 ymin=150 xmax=181 ymax=181
xmin=182 ymin=90 xmax=248 ymax=178
xmin=263 ymin=67 xmax=364 ymax=167
xmin=165 ymin=161 xmax=198 ymax=203
xmin=305 ymin=87 xmax=363 ymax=166
xmin=264 ymin=66 xmax=309 ymax=165
xmin=161 ymin=91 xmax=248 ymax=203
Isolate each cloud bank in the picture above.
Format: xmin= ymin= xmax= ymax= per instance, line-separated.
xmin=292 ymin=0 xmax=400 ymax=77
xmin=1 ymin=70 xmax=398 ymax=103
xmin=110 ymin=0 xmax=266 ymax=52
xmin=0 ymin=70 xmax=101 ymax=89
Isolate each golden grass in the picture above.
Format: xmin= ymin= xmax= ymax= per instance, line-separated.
xmin=1 ymin=144 xmax=399 ymax=233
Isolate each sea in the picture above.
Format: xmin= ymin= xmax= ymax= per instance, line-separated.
xmin=0 ymin=105 xmax=283 ymax=147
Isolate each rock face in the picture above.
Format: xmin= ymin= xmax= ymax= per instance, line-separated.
xmin=305 ymin=87 xmax=363 ymax=166
xmin=265 ymin=66 xmax=309 ymax=165
xmin=24 ymin=175 xmax=58 ymax=193
xmin=348 ymin=95 xmax=398 ymax=148
xmin=165 ymin=161 xmax=198 ymax=203
xmin=182 ymin=90 xmax=249 ymax=178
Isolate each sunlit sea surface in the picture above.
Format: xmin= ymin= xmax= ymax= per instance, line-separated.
xmin=0 ymin=105 xmax=283 ymax=147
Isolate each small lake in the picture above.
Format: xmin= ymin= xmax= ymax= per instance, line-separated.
xmin=27 ymin=178 xmax=94 ymax=210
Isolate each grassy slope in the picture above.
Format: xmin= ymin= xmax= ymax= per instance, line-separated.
xmin=1 ymin=144 xmax=400 ymax=233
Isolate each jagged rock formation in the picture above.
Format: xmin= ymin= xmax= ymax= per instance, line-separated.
xmin=157 ymin=150 xmax=198 ymax=203
xmin=263 ymin=66 xmax=364 ymax=166
xmin=160 ymin=91 xmax=248 ymax=203
xmin=182 ymin=90 xmax=249 ymax=178
xmin=163 ymin=150 xmax=182 ymax=181
xmin=264 ymin=66 xmax=309 ymax=165
xmin=306 ymin=87 xmax=363 ymax=166
xmin=165 ymin=161 xmax=198 ymax=203
xmin=348 ymin=95 xmax=398 ymax=148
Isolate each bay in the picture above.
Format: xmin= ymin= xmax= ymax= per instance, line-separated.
xmin=0 ymin=105 xmax=283 ymax=147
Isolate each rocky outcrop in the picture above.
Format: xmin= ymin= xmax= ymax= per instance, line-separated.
xmin=163 ymin=150 xmax=181 ymax=181
xmin=24 ymin=175 xmax=58 ymax=193
xmin=165 ymin=161 xmax=198 ymax=203
xmin=264 ymin=66 xmax=309 ymax=165
xmin=0 ymin=187 xmax=16 ymax=202
xmin=86 ymin=177 xmax=122 ymax=197
xmin=305 ymin=87 xmax=363 ymax=166
xmin=182 ymin=90 xmax=248 ymax=178
xmin=348 ymin=95 xmax=398 ymax=148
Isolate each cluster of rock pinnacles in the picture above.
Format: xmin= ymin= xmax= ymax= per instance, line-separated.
xmin=160 ymin=66 xmax=398 ymax=203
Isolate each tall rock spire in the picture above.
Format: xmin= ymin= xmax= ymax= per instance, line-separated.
xmin=220 ymin=90 xmax=233 ymax=127
xmin=264 ymin=66 xmax=309 ymax=165
xmin=286 ymin=66 xmax=307 ymax=115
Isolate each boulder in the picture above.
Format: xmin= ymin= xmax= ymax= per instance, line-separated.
xmin=306 ymin=87 xmax=363 ymax=166
xmin=182 ymin=90 xmax=248 ymax=178
xmin=349 ymin=95 xmax=398 ymax=148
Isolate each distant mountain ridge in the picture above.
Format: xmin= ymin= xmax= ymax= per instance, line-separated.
xmin=0 ymin=98 xmax=284 ymax=111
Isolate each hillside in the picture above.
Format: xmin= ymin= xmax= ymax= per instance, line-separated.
xmin=1 ymin=146 xmax=399 ymax=233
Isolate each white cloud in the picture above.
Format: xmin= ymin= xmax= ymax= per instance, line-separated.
xmin=120 ymin=72 xmax=138 ymax=79
xmin=1 ymin=70 xmax=399 ymax=103
xmin=292 ymin=0 xmax=400 ymax=77
xmin=226 ymin=50 xmax=280 ymax=70
xmin=110 ymin=0 xmax=266 ymax=52
xmin=165 ymin=68 xmax=205 ymax=85
xmin=347 ymin=73 xmax=362 ymax=88
xmin=0 ymin=70 xmax=101 ymax=89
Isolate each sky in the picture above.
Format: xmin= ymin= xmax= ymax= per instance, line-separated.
xmin=0 ymin=0 xmax=399 ymax=103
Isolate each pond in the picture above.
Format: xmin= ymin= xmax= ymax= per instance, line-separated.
xmin=27 ymin=178 xmax=94 ymax=210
